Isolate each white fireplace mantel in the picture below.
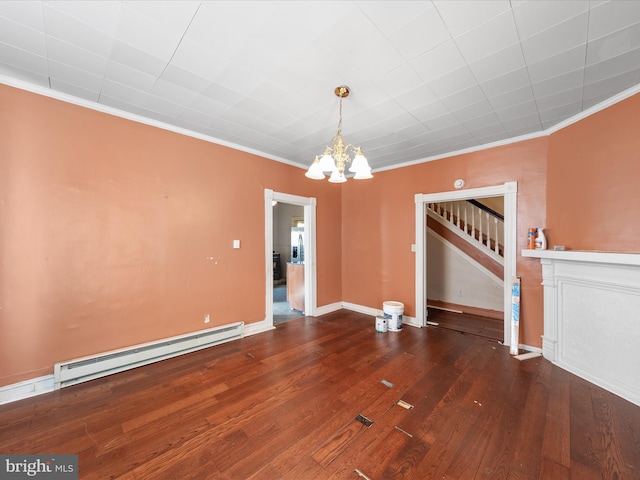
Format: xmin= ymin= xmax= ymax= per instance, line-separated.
xmin=522 ymin=249 xmax=640 ymax=406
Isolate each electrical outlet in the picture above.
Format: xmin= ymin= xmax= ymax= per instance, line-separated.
xmin=458 ymin=290 xmax=463 ymax=297
xmin=204 ymin=314 xmax=210 ymax=323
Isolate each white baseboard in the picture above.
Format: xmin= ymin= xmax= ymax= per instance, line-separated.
xmin=0 ymin=375 xmax=54 ymax=405
xmin=341 ymin=302 xmax=420 ymax=328
xmin=312 ymin=302 xmax=343 ymax=316
xmin=244 ymin=319 xmax=275 ymax=337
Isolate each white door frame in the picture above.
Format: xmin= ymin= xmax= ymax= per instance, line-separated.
xmin=415 ymin=181 xmax=517 ymax=346
xmin=264 ymin=189 xmax=317 ymax=328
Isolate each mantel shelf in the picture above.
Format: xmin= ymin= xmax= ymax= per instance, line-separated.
xmin=521 ymin=249 xmax=640 ymax=266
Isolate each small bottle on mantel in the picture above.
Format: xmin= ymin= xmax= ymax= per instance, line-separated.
xmin=527 ymin=228 xmax=536 ymax=249
xmin=535 ymin=228 xmax=547 ymax=250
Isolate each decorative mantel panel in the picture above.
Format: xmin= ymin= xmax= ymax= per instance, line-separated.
xmin=522 ymin=250 xmax=640 ymax=407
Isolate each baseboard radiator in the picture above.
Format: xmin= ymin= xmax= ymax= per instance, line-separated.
xmin=54 ymin=322 xmax=244 ymax=389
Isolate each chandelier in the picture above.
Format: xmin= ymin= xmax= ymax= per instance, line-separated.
xmin=305 ymin=85 xmax=373 ymax=183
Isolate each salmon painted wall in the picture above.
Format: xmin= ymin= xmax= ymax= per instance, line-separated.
xmin=342 ymin=138 xmax=548 ymax=348
xmin=547 ymin=93 xmax=640 ymax=252
xmin=0 ymin=84 xmax=342 ymax=386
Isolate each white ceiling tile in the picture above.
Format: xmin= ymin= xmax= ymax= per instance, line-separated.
xmin=44 ymin=0 xmax=121 ymax=35
xmin=479 ymin=67 xmax=530 ymax=97
xmin=452 ymin=98 xmax=494 ymax=122
xmin=199 ymin=82 xmax=245 ymax=108
xmin=0 ymin=60 xmax=49 ymax=87
xmin=585 ymin=48 xmax=640 ymax=85
xmin=387 ymin=6 xmax=451 ymax=61
xmin=512 ymin=0 xmax=589 ymax=40
xmin=434 ymin=0 xmax=511 ymax=37
xmin=104 ymin=60 xmax=156 ymax=92
xmin=182 ymin=2 xmax=260 ymax=59
xmin=466 ymin=116 xmax=506 ymax=137
xmin=213 ymin=64 xmax=265 ymax=96
xmin=160 ymin=64 xmax=209 ymax=93
xmin=474 ymin=131 xmax=510 ymax=144
xmin=583 ymin=69 xmax=640 ymax=102
xmin=586 ymin=23 xmax=640 ymax=65
xmin=50 ymin=77 xmax=99 ymax=102
xmin=0 ymin=16 xmax=46 ymax=56
xmin=531 ymin=69 xmax=584 ymax=98
xmin=538 ymin=101 xmax=582 ymax=124
xmin=42 ymin=4 xmax=113 ymax=57
xmin=0 ymin=41 xmax=47 ymax=75
xmin=520 ymin=12 xmax=589 ymax=64
xmin=48 ymin=60 xmax=103 ymax=92
xmin=488 ymin=85 xmax=534 ymax=110
xmin=394 ymin=83 xmax=438 ymax=110
xmin=123 ymin=1 xmax=199 ymax=34
xmin=115 ymin=4 xmax=183 ymax=61
xmin=109 ymin=40 xmax=166 ymax=78
xmin=0 ymin=1 xmax=45 ymax=31
xmin=423 ymin=112 xmax=460 ymax=131
xmin=375 ymin=63 xmax=425 ymax=98
xmin=188 ymin=93 xmax=232 ymax=118
xmin=170 ymin=38 xmax=228 ymax=81
xmin=142 ymin=94 xmax=187 ymax=117
xmin=428 ymin=67 xmax=477 ymax=98
xmin=351 ymin=37 xmax=406 ymax=77
xmin=46 ymin=36 xmax=107 ymax=78
xmin=393 ymin=121 xmax=432 ymax=141
xmin=411 ymin=99 xmax=451 ymax=122
xmin=588 ymin=0 xmax=640 ymax=41
xmin=357 ymin=1 xmax=435 ymax=36
xmin=440 ymin=84 xmax=486 ymax=111
xmin=151 ymin=78 xmax=198 ymax=106
xmin=100 ymin=79 xmax=149 ymax=106
xmin=526 ymin=45 xmax=587 ymax=84
xmin=100 ymin=93 xmax=142 ymax=112
xmin=410 ymin=40 xmax=466 ymax=83
xmin=503 ymin=112 xmax=540 ymax=131
xmin=468 ymin=42 xmax=526 ymax=83
xmin=463 ymin=111 xmax=502 ymax=129
xmin=495 ymin=99 xmax=538 ymax=122
xmin=454 ymin=10 xmax=519 ymax=64
xmin=535 ymin=86 xmax=583 ymax=112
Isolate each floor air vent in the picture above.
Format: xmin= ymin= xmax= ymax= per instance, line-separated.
xmin=54 ymin=322 xmax=244 ymax=389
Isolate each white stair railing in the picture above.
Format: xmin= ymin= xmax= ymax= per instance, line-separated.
xmin=427 ymin=200 xmax=504 ymax=264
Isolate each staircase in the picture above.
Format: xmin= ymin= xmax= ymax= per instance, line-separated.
xmin=427 ymin=200 xmax=504 ymax=267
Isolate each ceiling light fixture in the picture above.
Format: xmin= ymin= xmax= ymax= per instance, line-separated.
xmin=305 ymin=85 xmax=372 ymax=183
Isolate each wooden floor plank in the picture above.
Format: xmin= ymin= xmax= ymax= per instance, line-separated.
xmin=0 ymin=310 xmax=638 ymax=480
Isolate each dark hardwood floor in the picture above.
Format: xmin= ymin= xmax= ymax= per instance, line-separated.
xmin=1 ymin=310 xmax=639 ymax=479
xmin=427 ymin=308 xmax=504 ymax=342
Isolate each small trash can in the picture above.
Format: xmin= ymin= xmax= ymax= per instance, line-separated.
xmin=383 ymin=301 xmax=404 ymax=331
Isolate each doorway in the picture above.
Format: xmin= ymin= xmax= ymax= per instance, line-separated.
xmin=272 ymin=202 xmax=304 ymax=324
xmin=264 ymin=189 xmax=317 ymax=328
xmin=415 ymin=182 xmax=517 ymax=347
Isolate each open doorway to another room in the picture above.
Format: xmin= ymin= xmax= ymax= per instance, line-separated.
xmin=426 ymin=196 xmax=505 ymax=341
xmin=414 ymin=182 xmax=517 ymax=348
xmin=264 ymin=189 xmax=317 ymax=330
xmin=272 ymin=202 xmax=305 ymax=324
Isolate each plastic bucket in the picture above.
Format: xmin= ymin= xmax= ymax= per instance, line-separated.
xmin=375 ymin=316 xmax=388 ymax=333
xmin=383 ymin=301 xmax=404 ymax=331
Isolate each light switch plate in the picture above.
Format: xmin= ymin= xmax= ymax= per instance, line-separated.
xmin=233 ymin=240 xmax=240 ymax=249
